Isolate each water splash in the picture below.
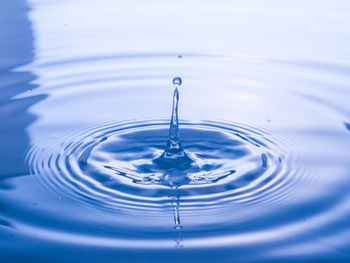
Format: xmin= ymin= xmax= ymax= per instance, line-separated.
xmin=167 ymin=77 xmax=182 ymax=153
xmin=154 ymin=77 xmax=193 ymax=169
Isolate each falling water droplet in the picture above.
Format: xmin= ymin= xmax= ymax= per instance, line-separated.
xmin=172 ymin=77 xmax=182 ymax=87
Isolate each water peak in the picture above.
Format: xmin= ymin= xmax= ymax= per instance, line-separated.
xmin=153 ymin=77 xmax=193 ymax=169
xmin=168 ymin=87 xmax=180 ymax=151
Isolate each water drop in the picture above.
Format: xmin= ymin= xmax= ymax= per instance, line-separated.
xmin=172 ymin=77 xmax=182 ymax=87
xmin=178 ymin=55 xmax=182 ymax=59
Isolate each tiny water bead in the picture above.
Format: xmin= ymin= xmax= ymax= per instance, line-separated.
xmin=172 ymin=77 xmax=182 ymax=87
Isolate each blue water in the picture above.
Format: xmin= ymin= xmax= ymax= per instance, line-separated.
xmin=1 ymin=0 xmax=350 ymax=262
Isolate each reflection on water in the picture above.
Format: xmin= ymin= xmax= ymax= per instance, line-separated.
xmin=0 ymin=0 xmax=44 ymax=179
xmin=1 ymin=0 xmax=350 ymax=262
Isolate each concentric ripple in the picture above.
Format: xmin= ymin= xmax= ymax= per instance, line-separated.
xmin=11 ymin=51 xmax=349 ymax=261
xmin=2 ymin=0 xmax=350 ymax=260
xmin=0 ymin=49 xmax=346 ymax=261
xmin=27 ymin=119 xmax=294 ymax=212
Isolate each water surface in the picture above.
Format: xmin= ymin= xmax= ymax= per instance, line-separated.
xmin=1 ymin=0 xmax=350 ymax=262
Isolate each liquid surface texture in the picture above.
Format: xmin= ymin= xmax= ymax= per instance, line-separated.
xmin=1 ymin=1 xmax=350 ymax=262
